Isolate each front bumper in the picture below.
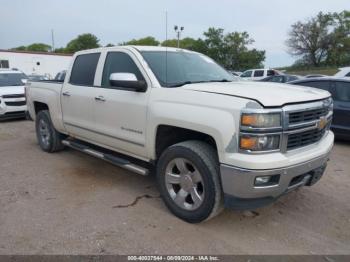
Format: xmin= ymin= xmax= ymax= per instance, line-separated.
xmin=220 ymin=151 xmax=330 ymax=210
xmin=0 ymin=111 xmax=27 ymax=120
xmin=0 ymin=99 xmax=27 ymax=120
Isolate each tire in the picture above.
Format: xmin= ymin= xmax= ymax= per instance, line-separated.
xmin=35 ymin=110 xmax=65 ymax=153
xmin=156 ymin=140 xmax=223 ymax=223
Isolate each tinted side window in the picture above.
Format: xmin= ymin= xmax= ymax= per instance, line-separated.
xmin=334 ymin=82 xmax=350 ymax=102
xmin=0 ymin=60 xmax=10 ymax=68
xmin=102 ymin=52 xmax=144 ymax=88
xmin=296 ymin=81 xmax=330 ymax=91
xmin=254 ymin=70 xmax=264 ymax=77
xmin=346 ymin=72 xmax=350 ymax=77
xmin=267 ymin=70 xmax=275 ymax=76
xmin=241 ymin=70 xmax=252 ymax=77
xmin=69 ymin=53 xmax=100 ymax=86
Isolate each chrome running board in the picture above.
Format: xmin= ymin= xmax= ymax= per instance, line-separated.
xmin=62 ymin=140 xmax=149 ymax=176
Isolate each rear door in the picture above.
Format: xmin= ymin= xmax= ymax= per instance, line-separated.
xmin=332 ymin=81 xmax=350 ymax=134
xmin=61 ymin=52 xmax=100 ymax=141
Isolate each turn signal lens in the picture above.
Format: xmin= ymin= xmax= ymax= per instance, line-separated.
xmin=240 ymin=136 xmax=257 ymax=150
xmin=241 ymin=114 xmax=258 ymax=126
xmin=240 ymin=135 xmax=280 ymax=151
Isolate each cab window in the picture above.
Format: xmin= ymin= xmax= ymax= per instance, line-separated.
xmin=253 ymin=70 xmax=264 ymax=77
xmin=102 ymin=52 xmax=144 ymax=88
xmin=267 ymin=70 xmax=275 ymax=76
xmin=69 ymin=53 xmax=100 ymax=86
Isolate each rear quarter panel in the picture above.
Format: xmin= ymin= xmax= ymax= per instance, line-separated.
xmin=27 ymin=81 xmax=66 ymax=133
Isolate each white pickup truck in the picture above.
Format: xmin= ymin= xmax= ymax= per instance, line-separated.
xmin=26 ymin=46 xmax=334 ymax=223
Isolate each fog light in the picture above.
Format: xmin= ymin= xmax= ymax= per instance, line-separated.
xmin=255 ymin=176 xmax=271 ymax=185
xmin=254 ymin=175 xmax=280 ymax=187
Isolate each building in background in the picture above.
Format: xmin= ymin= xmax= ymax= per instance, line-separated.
xmin=0 ymin=50 xmax=72 ymax=78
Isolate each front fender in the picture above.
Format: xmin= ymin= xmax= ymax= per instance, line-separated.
xmin=147 ymin=100 xmax=238 ymax=162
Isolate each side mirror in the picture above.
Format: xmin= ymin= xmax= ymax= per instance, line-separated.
xmin=109 ymin=73 xmax=147 ymax=92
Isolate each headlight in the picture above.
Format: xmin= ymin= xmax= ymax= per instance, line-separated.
xmin=239 ymin=134 xmax=280 ymax=151
xmin=328 ymin=97 xmax=333 ymax=112
xmin=241 ymin=113 xmax=281 ymax=129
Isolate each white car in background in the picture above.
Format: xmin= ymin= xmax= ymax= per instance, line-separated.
xmin=240 ymin=68 xmax=281 ymax=81
xmin=0 ymin=69 xmax=28 ymax=120
xmin=334 ymin=67 xmax=350 ymax=78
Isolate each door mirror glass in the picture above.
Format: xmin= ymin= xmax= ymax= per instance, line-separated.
xmin=109 ymin=73 xmax=147 ymax=92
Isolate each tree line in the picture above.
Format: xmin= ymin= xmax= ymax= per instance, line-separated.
xmin=287 ymin=10 xmax=349 ymax=68
xmin=11 ymin=28 xmax=265 ymax=71
xmin=11 ymin=10 xmax=349 ymax=70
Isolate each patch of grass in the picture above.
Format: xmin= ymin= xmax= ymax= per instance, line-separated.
xmin=285 ymin=67 xmax=339 ymax=76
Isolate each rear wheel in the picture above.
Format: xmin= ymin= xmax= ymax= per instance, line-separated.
xmin=156 ymin=141 xmax=223 ymax=223
xmin=35 ymin=110 xmax=65 ymax=152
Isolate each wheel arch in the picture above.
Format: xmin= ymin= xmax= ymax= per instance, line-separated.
xmin=33 ymin=101 xmax=49 ymax=114
xmin=154 ymin=125 xmax=219 ymax=160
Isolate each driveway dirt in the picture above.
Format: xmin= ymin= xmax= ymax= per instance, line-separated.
xmin=0 ymin=120 xmax=349 ymax=255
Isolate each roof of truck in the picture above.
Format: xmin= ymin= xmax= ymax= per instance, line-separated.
xmin=130 ymin=45 xmax=192 ymax=52
xmin=74 ymin=45 xmax=194 ymax=55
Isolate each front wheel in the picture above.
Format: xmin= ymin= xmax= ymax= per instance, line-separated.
xmin=156 ymin=141 xmax=223 ymax=223
xmin=35 ymin=110 xmax=65 ymax=153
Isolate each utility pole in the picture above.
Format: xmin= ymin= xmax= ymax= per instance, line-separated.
xmin=174 ymin=25 xmax=184 ymax=48
xmin=51 ymin=29 xmax=55 ymax=52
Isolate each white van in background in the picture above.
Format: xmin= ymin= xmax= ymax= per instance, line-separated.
xmin=240 ymin=68 xmax=281 ymax=81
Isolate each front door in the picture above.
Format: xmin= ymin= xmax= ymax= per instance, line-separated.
xmin=93 ymin=51 xmax=150 ymax=158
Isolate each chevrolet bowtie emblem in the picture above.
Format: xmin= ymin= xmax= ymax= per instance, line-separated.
xmin=317 ymin=116 xmax=327 ymax=130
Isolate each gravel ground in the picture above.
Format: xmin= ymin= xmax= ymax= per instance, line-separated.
xmin=0 ymin=120 xmax=349 ymax=255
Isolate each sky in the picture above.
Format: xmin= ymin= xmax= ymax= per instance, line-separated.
xmin=0 ymin=0 xmax=349 ymax=67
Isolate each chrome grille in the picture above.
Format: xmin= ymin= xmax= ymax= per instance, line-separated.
xmin=2 ymin=94 xmax=25 ymax=98
xmin=287 ymin=128 xmax=326 ymax=150
xmin=5 ymin=101 xmax=26 ymax=106
xmin=289 ymin=108 xmax=328 ymax=125
xmin=282 ymin=98 xmax=332 ymax=151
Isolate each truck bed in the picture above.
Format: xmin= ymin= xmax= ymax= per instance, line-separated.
xmin=26 ymin=80 xmax=64 ymax=131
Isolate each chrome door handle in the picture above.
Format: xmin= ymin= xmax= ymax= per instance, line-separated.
xmin=62 ymin=91 xmax=71 ymax=97
xmin=95 ymin=96 xmax=106 ymax=102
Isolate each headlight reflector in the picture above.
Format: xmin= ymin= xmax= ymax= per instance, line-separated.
xmin=240 ymin=134 xmax=280 ymax=151
xmin=241 ymin=113 xmax=281 ymax=129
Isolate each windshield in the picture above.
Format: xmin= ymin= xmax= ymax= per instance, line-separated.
xmin=141 ymin=51 xmax=234 ymax=87
xmin=0 ymin=73 xmax=27 ymax=87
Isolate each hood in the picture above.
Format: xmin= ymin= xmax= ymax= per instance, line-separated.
xmin=0 ymin=86 xmax=25 ymax=96
xmin=180 ymin=81 xmax=330 ymax=107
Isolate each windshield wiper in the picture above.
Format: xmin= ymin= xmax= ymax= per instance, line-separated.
xmin=208 ymin=79 xmax=232 ymax=83
xmin=167 ymin=79 xmax=232 ymax=87
xmin=167 ymin=81 xmax=206 ymax=87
